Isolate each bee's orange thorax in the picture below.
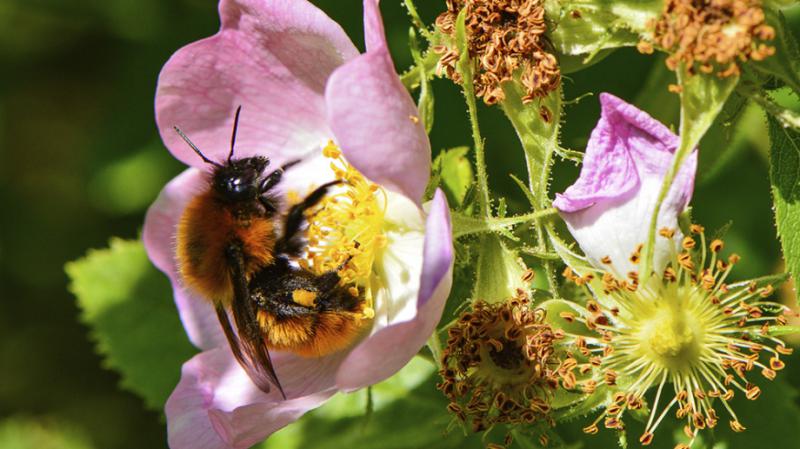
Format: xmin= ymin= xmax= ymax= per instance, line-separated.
xmin=176 ymin=189 xmax=276 ymax=304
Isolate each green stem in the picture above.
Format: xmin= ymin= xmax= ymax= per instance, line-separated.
xmin=740 ymin=83 xmax=800 ymax=131
xmin=452 ymin=208 xmax=558 ymax=238
xmin=463 ymin=88 xmax=491 ymax=216
xmin=403 ymin=0 xmax=432 ymax=40
xmin=519 ymin=247 xmax=560 ymax=260
xmin=454 ymin=9 xmax=491 ymax=217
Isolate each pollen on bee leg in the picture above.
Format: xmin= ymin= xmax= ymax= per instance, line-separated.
xmin=360 ymin=306 xmax=375 ymax=320
xmin=292 ymin=289 xmax=318 ymax=307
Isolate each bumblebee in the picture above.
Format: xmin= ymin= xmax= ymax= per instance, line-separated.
xmin=248 ymin=254 xmax=370 ymax=358
xmin=173 ymin=107 xmax=362 ymax=398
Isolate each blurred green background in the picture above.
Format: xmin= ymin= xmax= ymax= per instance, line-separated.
xmin=2 ymin=0 xmax=799 ymax=448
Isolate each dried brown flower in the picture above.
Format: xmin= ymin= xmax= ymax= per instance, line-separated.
xmin=437 ymin=292 xmax=568 ymax=447
xmin=434 ymin=0 xmax=561 ymax=105
xmin=644 ymin=0 xmax=775 ymax=79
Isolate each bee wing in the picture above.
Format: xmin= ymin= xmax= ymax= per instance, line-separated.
xmin=219 ymin=247 xmax=286 ymax=399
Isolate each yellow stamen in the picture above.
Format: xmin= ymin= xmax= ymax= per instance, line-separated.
xmin=304 ymin=141 xmax=386 ymax=315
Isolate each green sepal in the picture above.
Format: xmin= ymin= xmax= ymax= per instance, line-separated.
xmin=550 ymin=232 xmax=604 ymax=293
xmin=640 ymin=67 xmax=739 ymax=277
xmin=500 ymin=83 xmax=562 ymax=211
xmin=725 ymin=272 xmax=790 ymax=291
xmin=544 ymin=0 xmax=659 ymax=69
xmin=749 ymin=9 xmax=800 ymax=94
xmin=65 ymin=238 xmax=195 ymax=411
xmin=437 ymin=146 xmax=475 ymax=208
xmin=539 ymin=299 xmax=596 ymax=338
xmin=472 ymin=235 xmax=528 ymax=303
xmin=402 ymin=0 xmax=432 ymax=41
xmin=409 ymin=27 xmax=434 ymax=135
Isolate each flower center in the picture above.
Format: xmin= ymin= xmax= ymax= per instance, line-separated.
xmin=438 ymin=291 xmax=570 ymax=446
xmin=637 ymin=296 xmax=703 ymax=372
xmin=300 ymin=141 xmax=387 ymax=318
xmin=487 ymin=337 xmax=523 ymax=371
xmin=567 ymin=226 xmax=795 ymax=445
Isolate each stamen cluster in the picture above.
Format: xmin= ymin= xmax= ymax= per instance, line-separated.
xmin=434 ymin=0 xmax=561 ymax=104
xmin=564 ymin=225 xmax=794 ymax=448
xmin=301 ymin=142 xmax=386 ymax=319
xmin=438 ymin=291 xmax=567 ymax=447
xmin=640 ymin=0 xmax=775 ymax=79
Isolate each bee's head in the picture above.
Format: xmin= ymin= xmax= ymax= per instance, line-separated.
xmin=212 ymin=156 xmax=269 ymax=202
xmin=175 ymin=106 xmax=271 ymax=203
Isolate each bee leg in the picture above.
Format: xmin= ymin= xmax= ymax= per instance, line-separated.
xmin=225 ymin=242 xmax=287 ymax=399
xmin=259 ymin=159 xmax=302 ymax=194
xmin=258 ymin=160 xmax=303 ymax=214
xmin=314 ymin=253 xmax=357 ymax=291
xmin=276 ymin=180 xmax=342 ymax=257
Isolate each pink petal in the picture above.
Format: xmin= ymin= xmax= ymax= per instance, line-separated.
xmin=166 ymin=348 xmax=341 ymax=449
xmin=335 ymin=190 xmax=453 ymax=391
xmin=325 ymin=0 xmax=431 ymax=204
xmin=553 ymin=93 xmax=697 ymax=275
xmin=553 ymin=93 xmax=676 ymax=212
xmin=155 ymin=0 xmax=359 ymax=169
xmin=143 ymin=169 xmax=226 ymax=350
xmin=362 ymin=0 xmax=386 ymax=52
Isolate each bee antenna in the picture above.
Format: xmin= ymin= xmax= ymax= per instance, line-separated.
xmin=173 ymin=126 xmax=221 ymax=167
xmin=228 ymin=105 xmax=242 ymax=164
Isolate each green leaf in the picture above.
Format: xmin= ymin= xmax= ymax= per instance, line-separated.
xmin=261 ymin=370 xmax=484 ymax=449
xmin=65 ymin=238 xmax=195 ymax=410
xmin=0 ymin=417 xmax=93 ymax=449
xmin=768 ymin=116 xmax=800 ymax=303
xmin=311 ymin=357 xmax=436 ymax=420
xmin=709 ymin=376 xmax=800 ymax=449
